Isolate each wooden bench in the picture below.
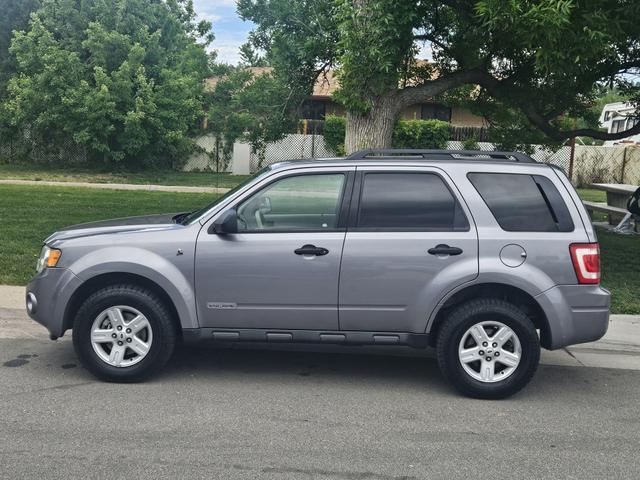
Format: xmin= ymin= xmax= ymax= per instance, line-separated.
xmin=583 ymin=201 xmax=628 ymax=216
xmin=583 ymin=201 xmax=638 ymax=231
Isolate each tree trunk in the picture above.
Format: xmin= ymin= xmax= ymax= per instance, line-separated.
xmin=344 ymin=97 xmax=399 ymax=154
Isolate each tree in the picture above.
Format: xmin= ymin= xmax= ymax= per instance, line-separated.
xmin=205 ymin=67 xmax=298 ymax=166
xmin=238 ymin=0 xmax=640 ymax=153
xmin=0 ymin=0 xmax=41 ymax=96
xmin=1 ymin=0 xmax=214 ymax=168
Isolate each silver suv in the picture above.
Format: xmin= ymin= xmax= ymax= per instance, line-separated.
xmin=26 ymin=149 xmax=610 ymax=398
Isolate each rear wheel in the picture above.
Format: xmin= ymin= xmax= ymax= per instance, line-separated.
xmin=72 ymin=285 xmax=177 ymax=382
xmin=436 ymin=299 xmax=540 ymax=399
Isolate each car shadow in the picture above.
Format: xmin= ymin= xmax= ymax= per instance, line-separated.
xmin=162 ymin=342 xmax=450 ymax=391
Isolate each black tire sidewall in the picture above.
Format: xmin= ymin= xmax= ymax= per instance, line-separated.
xmin=73 ymin=286 xmax=175 ymax=382
xmin=437 ymin=300 xmax=540 ymax=399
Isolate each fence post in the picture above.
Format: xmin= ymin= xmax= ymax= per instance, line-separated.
xmin=568 ymin=136 xmax=576 ymax=182
xmin=620 ymin=146 xmax=628 ymax=184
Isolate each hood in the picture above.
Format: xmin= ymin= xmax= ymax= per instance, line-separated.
xmin=45 ymin=213 xmax=185 ymax=244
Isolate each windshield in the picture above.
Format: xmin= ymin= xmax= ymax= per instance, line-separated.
xmin=180 ymin=167 xmax=272 ymax=225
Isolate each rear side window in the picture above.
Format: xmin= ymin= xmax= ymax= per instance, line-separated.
xmin=356 ymin=172 xmax=469 ymax=231
xmin=467 ymin=173 xmax=574 ymax=232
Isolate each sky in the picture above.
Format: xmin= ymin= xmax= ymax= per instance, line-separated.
xmin=193 ymin=0 xmax=253 ymax=65
xmin=192 ymin=0 xmax=432 ymax=65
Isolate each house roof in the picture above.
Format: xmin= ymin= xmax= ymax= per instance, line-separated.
xmin=204 ymin=66 xmax=340 ymax=98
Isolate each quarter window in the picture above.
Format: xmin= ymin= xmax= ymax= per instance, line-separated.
xmin=356 ymin=172 xmax=469 ymax=230
xmin=468 ymin=172 xmax=574 ymax=232
xmin=236 ymin=173 xmax=345 ymax=231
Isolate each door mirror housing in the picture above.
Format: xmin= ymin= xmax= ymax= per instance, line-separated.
xmin=211 ymin=209 xmax=238 ymax=234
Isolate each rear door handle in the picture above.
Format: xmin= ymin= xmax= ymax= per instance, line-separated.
xmin=428 ymin=244 xmax=463 ymax=256
xmin=295 ymin=244 xmax=329 ymax=256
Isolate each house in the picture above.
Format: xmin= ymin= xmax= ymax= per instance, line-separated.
xmin=302 ymin=69 xmax=487 ymax=129
xmin=205 ymin=66 xmax=489 ymax=137
xmin=599 ymin=102 xmax=640 ymax=146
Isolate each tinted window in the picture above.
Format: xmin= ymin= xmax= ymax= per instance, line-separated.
xmin=468 ymin=173 xmax=574 ymax=232
xmin=357 ymin=173 xmax=468 ymax=230
xmin=237 ymin=173 xmax=345 ymax=231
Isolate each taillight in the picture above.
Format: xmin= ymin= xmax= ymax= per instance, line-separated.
xmin=569 ymin=243 xmax=600 ymax=284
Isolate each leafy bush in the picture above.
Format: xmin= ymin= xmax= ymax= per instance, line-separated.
xmin=392 ymin=119 xmax=450 ymax=149
xmin=324 ymin=117 xmax=450 ymax=154
xmin=461 ymin=136 xmax=480 ymax=150
xmin=323 ymin=115 xmax=346 ymax=156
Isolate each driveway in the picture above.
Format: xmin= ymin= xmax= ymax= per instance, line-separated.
xmin=1 ymin=299 xmax=640 ymax=479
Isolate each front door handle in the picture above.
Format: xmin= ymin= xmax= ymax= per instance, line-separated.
xmin=295 ymin=244 xmax=329 ymax=256
xmin=428 ymin=244 xmax=463 ymax=256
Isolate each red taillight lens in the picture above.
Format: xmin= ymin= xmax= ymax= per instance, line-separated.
xmin=569 ymin=243 xmax=600 ymax=284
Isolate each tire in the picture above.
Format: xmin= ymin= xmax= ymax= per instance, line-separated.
xmin=72 ymin=284 xmax=177 ymax=382
xmin=436 ymin=298 xmax=540 ymax=399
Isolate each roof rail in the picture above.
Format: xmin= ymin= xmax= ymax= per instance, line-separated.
xmin=345 ymin=149 xmax=537 ymax=163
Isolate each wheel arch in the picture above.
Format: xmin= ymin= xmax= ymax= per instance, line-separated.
xmin=63 ymin=272 xmax=184 ymax=335
xmin=427 ymin=282 xmax=552 ymax=349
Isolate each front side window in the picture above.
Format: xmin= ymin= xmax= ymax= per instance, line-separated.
xmin=236 ymin=173 xmax=345 ymax=231
xmin=356 ymin=172 xmax=469 ymax=231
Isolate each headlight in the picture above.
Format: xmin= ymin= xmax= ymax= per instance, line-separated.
xmin=36 ymin=246 xmax=62 ymax=273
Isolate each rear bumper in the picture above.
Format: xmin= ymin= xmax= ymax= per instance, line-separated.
xmin=536 ymin=284 xmax=610 ymax=349
xmin=26 ymin=268 xmax=83 ymax=338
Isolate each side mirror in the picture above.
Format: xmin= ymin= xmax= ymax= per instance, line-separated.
xmin=210 ymin=209 xmax=238 ymax=234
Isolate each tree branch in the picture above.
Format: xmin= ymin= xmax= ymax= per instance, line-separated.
xmin=397 ymin=69 xmax=640 ymax=141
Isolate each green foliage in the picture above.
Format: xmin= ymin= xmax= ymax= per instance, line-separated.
xmin=0 ymin=0 xmax=41 ymax=96
xmin=0 ymin=0 xmax=213 ymax=169
xmin=392 ymin=120 xmax=450 ymax=149
xmin=333 ymin=0 xmax=420 ymax=114
xmin=461 ymin=137 xmax=480 ymax=151
xmin=239 ymin=0 xmax=640 ymax=146
xmin=324 ymin=117 xmax=450 ymax=153
xmin=323 ymin=115 xmax=346 ymax=156
xmin=206 ymin=68 xmax=297 ymax=164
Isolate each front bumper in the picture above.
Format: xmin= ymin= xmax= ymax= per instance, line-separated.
xmin=26 ymin=268 xmax=83 ymax=338
xmin=536 ymin=284 xmax=611 ymax=349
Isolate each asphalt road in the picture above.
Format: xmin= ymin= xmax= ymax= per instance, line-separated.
xmin=2 ymin=310 xmax=640 ymax=479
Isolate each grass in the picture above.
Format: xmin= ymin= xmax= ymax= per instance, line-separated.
xmin=0 ymin=184 xmax=637 ymax=314
xmin=0 ymin=184 xmax=215 ymax=285
xmin=0 ymin=164 xmax=249 ymax=188
xmin=576 ymin=188 xmax=606 ymax=203
xmin=597 ymin=228 xmax=640 ymax=314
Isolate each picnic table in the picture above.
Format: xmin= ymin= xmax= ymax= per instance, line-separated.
xmin=585 ymin=183 xmax=637 ymax=227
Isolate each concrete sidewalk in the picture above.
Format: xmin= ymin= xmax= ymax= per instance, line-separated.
xmin=0 ymin=178 xmax=231 ymax=194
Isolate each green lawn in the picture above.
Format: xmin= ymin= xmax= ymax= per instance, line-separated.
xmin=576 ymin=188 xmax=606 ymax=203
xmin=0 ymin=164 xmax=249 ymax=188
xmin=0 ymin=184 xmax=215 ymax=285
xmin=597 ymin=228 xmax=640 ymax=314
xmin=0 ymin=184 xmax=638 ymax=314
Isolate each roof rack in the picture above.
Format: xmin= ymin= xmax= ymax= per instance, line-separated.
xmin=345 ymin=149 xmax=537 ymax=163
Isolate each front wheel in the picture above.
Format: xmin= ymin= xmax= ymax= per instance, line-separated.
xmin=72 ymin=285 xmax=177 ymax=382
xmin=436 ymin=299 xmax=540 ymax=399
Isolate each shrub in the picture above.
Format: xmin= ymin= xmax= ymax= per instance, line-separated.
xmin=323 ymin=117 xmax=450 ymax=154
xmin=323 ymin=115 xmax=346 ymax=156
xmin=392 ymin=119 xmax=450 ymax=149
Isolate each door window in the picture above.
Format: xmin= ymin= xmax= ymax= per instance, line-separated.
xmin=356 ymin=172 xmax=469 ymax=231
xmin=236 ymin=173 xmax=346 ymax=231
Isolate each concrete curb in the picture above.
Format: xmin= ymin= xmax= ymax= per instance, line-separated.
xmin=0 ymin=178 xmax=231 ymax=194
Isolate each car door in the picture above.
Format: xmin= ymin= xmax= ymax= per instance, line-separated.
xmin=339 ymin=166 xmax=478 ymax=333
xmin=195 ymin=167 xmax=354 ymax=331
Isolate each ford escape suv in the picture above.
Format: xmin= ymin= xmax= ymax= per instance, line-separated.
xmin=26 ymin=149 xmax=610 ymax=399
